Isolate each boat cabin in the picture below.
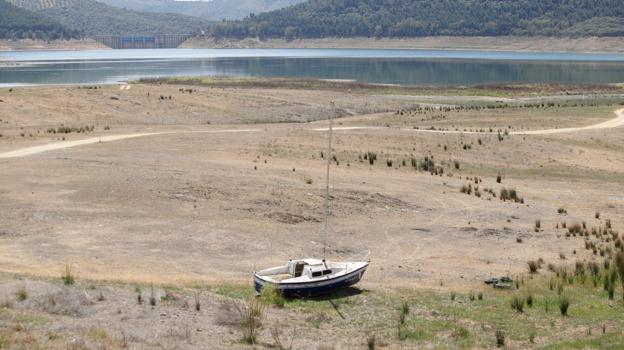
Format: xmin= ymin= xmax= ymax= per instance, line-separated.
xmin=288 ymin=259 xmax=335 ymax=280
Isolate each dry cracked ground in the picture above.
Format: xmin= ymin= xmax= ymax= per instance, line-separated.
xmin=0 ymin=80 xmax=623 ymax=349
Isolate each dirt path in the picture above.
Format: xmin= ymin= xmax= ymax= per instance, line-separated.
xmin=2 ymin=108 xmax=622 ymax=159
xmin=0 ymin=129 xmax=260 ymax=159
xmin=312 ymin=108 xmax=624 ymax=135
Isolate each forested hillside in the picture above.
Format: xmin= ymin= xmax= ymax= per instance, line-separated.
xmin=211 ymin=0 xmax=624 ymax=39
xmin=0 ymin=0 xmax=79 ymax=40
xmin=7 ymin=0 xmax=211 ymax=36
xmin=96 ymin=0 xmax=305 ymax=21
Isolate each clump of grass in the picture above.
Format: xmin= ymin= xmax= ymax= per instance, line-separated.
xmin=511 ymin=296 xmax=524 ymax=313
xmin=558 ymin=207 xmax=568 ymax=215
xmin=568 ymin=223 xmax=582 ymax=235
xmin=161 ymin=290 xmax=178 ymax=302
xmin=399 ymin=301 xmax=409 ymax=325
xmin=15 ymin=287 xmax=28 ymax=301
xmin=534 ymin=219 xmax=541 ymax=232
xmin=526 ymin=294 xmax=534 ymax=307
xmin=478 ymin=292 xmax=483 ymax=300
xmin=528 ymin=260 xmax=539 ymax=274
xmin=194 ymin=293 xmax=201 ymax=311
xmin=149 ymin=286 xmax=156 ymax=307
xmin=499 ymin=188 xmax=522 ymax=203
xmin=1 ymin=299 xmax=13 ymax=309
xmin=367 ymin=334 xmax=376 ymax=350
xmin=496 ymin=173 xmax=502 ymax=183
xmin=495 ymin=330 xmax=505 ymax=348
xmin=616 ymin=251 xmax=624 ymax=303
xmin=259 ymin=284 xmax=285 ymax=308
xmin=460 ymin=184 xmax=472 ymax=195
xmin=304 ymin=177 xmax=313 ymax=185
xmin=240 ymin=298 xmax=265 ymax=344
xmin=271 ymin=325 xmax=294 ymax=350
xmin=61 ymin=264 xmax=75 ymax=285
xmin=386 ymin=159 xmax=393 ymax=167
xmin=559 ymin=296 xmax=570 ymax=316
xmin=453 ymin=325 xmax=470 ymax=339
xmin=365 ymin=152 xmax=377 ymax=165
xmin=450 ymin=292 xmax=456 ymax=301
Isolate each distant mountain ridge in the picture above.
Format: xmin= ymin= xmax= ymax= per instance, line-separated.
xmin=7 ymin=0 xmax=211 ymax=36
xmin=96 ymin=0 xmax=306 ymax=20
xmin=210 ymin=0 xmax=624 ymax=39
xmin=0 ymin=0 xmax=78 ymax=40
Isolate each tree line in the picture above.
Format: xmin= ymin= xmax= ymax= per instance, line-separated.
xmin=0 ymin=0 xmax=79 ymax=40
xmin=209 ymin=0 xmax=624 ymax=39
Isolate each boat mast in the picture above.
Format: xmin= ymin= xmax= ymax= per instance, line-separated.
xmin=322 ymin=101 xmax=335 ymax=261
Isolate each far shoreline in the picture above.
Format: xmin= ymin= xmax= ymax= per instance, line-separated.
xmin=182 ymin=36 xmax=624 ymax=54
xmin=1 ymin=36 xmax=624 ymax=54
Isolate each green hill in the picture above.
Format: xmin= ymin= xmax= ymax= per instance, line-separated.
xmin=210 ymin=0 xmax=624 ymax=39
xmin=0 ymin=0 xmax=78 ymax=39
xmin=7 ymin=0 xmax=211 ymax=36
xmin=96 ymin=0 xmax=305 ymax=21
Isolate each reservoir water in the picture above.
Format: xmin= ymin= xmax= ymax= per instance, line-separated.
xmin=1 ymin=48 xmax=624 ymax=86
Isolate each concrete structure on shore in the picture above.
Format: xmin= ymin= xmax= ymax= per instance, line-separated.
xmin=93 ymin=34 xmax=191 ymax=49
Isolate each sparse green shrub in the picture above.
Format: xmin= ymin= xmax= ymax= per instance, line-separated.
xmin=399 ymin=301 xmax=409 ymax=325
xmin=478 ymin=292 xmax=483 ymax=300
xmin=16 ymin=287 xmax=28 ymax=301
xmin=607 ymin=280 xmax=615 ymax=300
xmin=526 ymin=294 xmax=533 ymax=307
xmin=511 ymin=296 xmax=524 ymax=313
xmin=260 ymin=284 xmax=285 ymax=308
xmin=450 ymin=292 xmax=456 ymax=301
xmin=559 ymin=296 xmax=570 ymax=316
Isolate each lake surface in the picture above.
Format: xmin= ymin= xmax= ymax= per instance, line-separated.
xmin=1 ymin=48 xmax=624 ymax=86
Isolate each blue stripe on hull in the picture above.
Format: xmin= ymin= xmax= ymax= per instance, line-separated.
xmin=254 ymin=266 xmax=367 ymax=298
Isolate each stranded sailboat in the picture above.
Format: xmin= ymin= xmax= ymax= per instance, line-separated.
xmin=253 ymin=104 xmax=369 ymax=298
